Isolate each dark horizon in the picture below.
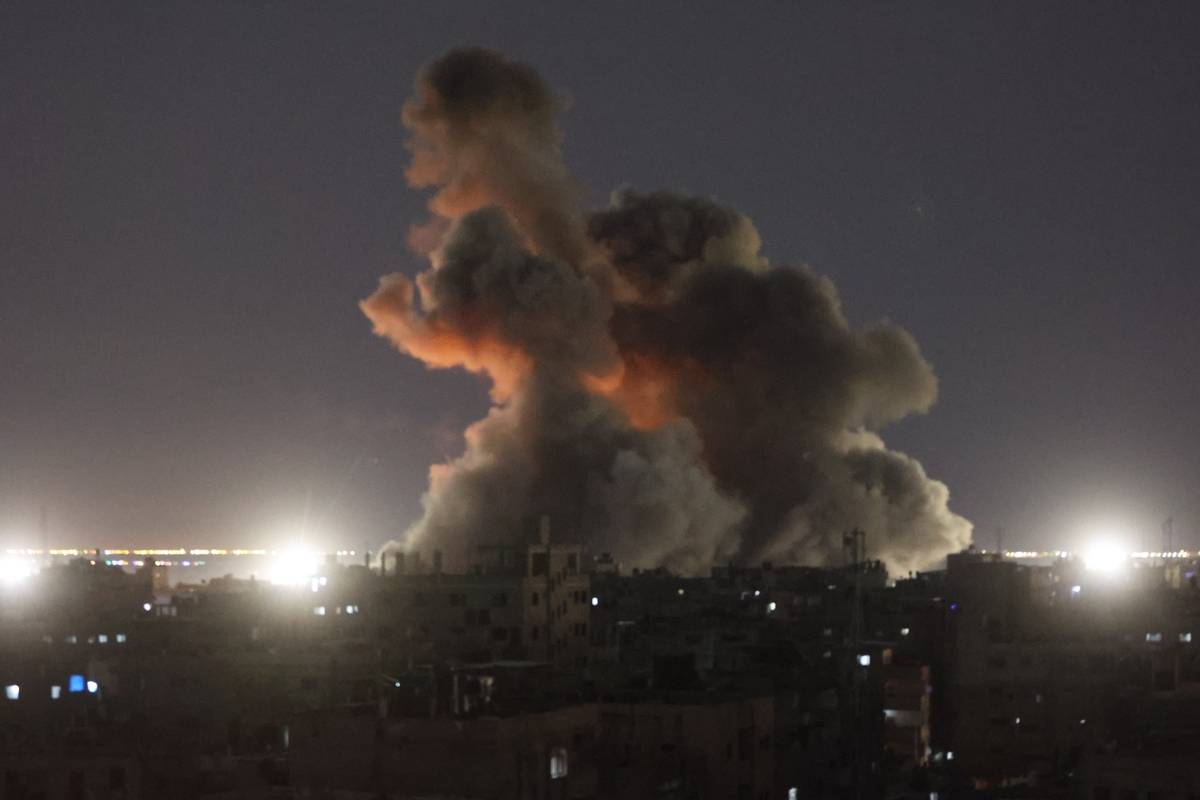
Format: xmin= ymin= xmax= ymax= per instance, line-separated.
xmin=2 ymin=3 xmax=1198 ymax=557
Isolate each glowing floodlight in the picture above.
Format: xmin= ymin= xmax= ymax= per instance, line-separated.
xmin=0 ymin=556 xmax=36 ymax=588
xmin=1083 ymin=540 xmax=1127 ymax=575
xmin=267 ymin=547 xmax=320 ymax=586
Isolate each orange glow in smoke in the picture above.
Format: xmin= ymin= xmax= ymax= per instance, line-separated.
xmin=585 ymin=354 xmax=681 ymax=431
xmin=361 ymin=275 xmax=533 ymax=401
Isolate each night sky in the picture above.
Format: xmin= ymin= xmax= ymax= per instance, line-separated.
xmin=2 ymin=3 xmax=1198 ymax=555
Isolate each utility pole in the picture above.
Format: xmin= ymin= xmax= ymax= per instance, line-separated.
xmin=39 ymin=505 xmax=48 ymax=565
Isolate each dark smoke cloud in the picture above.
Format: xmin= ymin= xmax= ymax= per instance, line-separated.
xmin=364 ymin=48 xmax=971 ymax=576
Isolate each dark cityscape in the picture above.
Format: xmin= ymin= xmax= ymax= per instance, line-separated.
xmin=2 ymin=3 xmax=1199 ymax=799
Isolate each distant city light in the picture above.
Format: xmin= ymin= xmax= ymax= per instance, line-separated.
xmin=767 ymin=601 xmax=777 ymax=613
xmin=900 ymin=627 xmax=911 ymax=636
xmin=857 ymin=654 xmax=871 ymax=667
xmin=4 ymin=685 xmax=18 ymax=700
xmin=86 ymin=680 xmax=99 ymax=694
xmin=142 ymin=602 xmax=152 ymax=612
xmin=591 ymin=596 xmax=599 ymax=607
xmin=49 ymin=685 xmax=61 ymax=700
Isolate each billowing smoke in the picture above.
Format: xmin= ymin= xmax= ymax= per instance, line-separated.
xmin=363 ymin=48 xmax=971 ymax=576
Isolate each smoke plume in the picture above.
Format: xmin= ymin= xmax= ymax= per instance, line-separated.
xmin=363 ymin=48 xmax=971 ymax=576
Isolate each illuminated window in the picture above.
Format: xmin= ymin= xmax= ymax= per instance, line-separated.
xmin=1180 ymin=632 xmax=1193 ymax=643
xmin=86 ymin=680 xmax=99 ymax=693
xmin=68 ymin=674 xmax=85 ymax=693
xmin=900 ymin=627 xmax=911 ymax=636
xmin=50 ymin=685 xmax=61 ymax=700
xmin=313 ymin=606 xmax=326 ymax=616
xmin=1146 ymin=632 xmax=1163 ymax=643
xmin=858 ymin=654 xmax=871 ymax=667
xmin=65 ymin=635 xmax=77 ymax=644
xmin=115 ymin=633 xmax=126 ymax=644
xmin=97 ymin=634 xmax=108 ymax=644
xmin=549 ymin=747 xmax=568 ymax=779
xmin=590 ymin=596 xmax=599 ymax=607
xmin=142 ymin=602 xmax=152 ymax=612
xmin=767 ymin=602 xmax=777 ymax=613
xmin=4 ymin=685 xmax=19 ymax=701
xmin=345 ymin=605 xmax=358 ymax=615
xmin=789 ymin=789 xmax=798 ymax=800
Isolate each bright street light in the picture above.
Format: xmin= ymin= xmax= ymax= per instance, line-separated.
xmin=1083 ymin=540 xmax=1127 ymax=575
xmin=266 ymin=547 xmax=320 ymax=586
xmin=0 ymin=557 xmax=36 ymax=588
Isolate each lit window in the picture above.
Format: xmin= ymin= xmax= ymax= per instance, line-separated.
xmin=1146 ymin=632 xmax=1163 ymax=643
xmin=1070 ymin=585 xmax=1082 ymax=596
xmin=68 ymin=675 xmax=85 ymax=693
xmin=345 ymin=605 xmax=358 ymax=615
xmin=115 ymin=633 xmax=126 ymax=644
xmin=900 ymin=627 xmax=910 ymax=636
xmin=590 ymin=596 xmax=599 ymax=607
xmin=857 ymin=654 xmax=871 ymax=667
xmin=946 ymin=751 xmax=955 ymax=761
xmin=549 ymin=747 xmax=568 ymax=779
xmin=313 ymin=606 xmax=326 ymax=616
xmin=310 ymin=578 xmax=320 ymax=593
xmin=677 ymin=588 xmax=685 ymax=596
xmin=789 ymin=789 xmax=798 ymax=800
xmin=65 ymin=634 xmax=77 ymax=644
xmin=767 ymin=601 xmax=777 ymax=613
xmin=86 ymin=680 xmax=99 ymax=693
xmin=753 ymin=590 xmax=761 ymax=597
xmin=4 ymin=685 xmax=18 ymax=701
xmin=97 ymin=634 xmax=108 ymax=644
xmin=142 ymin=602 xmax=152 ymax=612
xmin=50 ymin=685 xmax=61 ymax=700
xmin=1180 ymin=632 xmax=1193 ymax=643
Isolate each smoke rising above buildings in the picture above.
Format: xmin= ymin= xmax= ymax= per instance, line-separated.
xmin=362 ymin=47 xmax=972 ymax=576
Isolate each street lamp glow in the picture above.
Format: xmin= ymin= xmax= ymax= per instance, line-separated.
xmin=1083 ymin=540 xmax=1127 ymax=575
xmin=266 ymin=547 xmax=320 ymax=586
